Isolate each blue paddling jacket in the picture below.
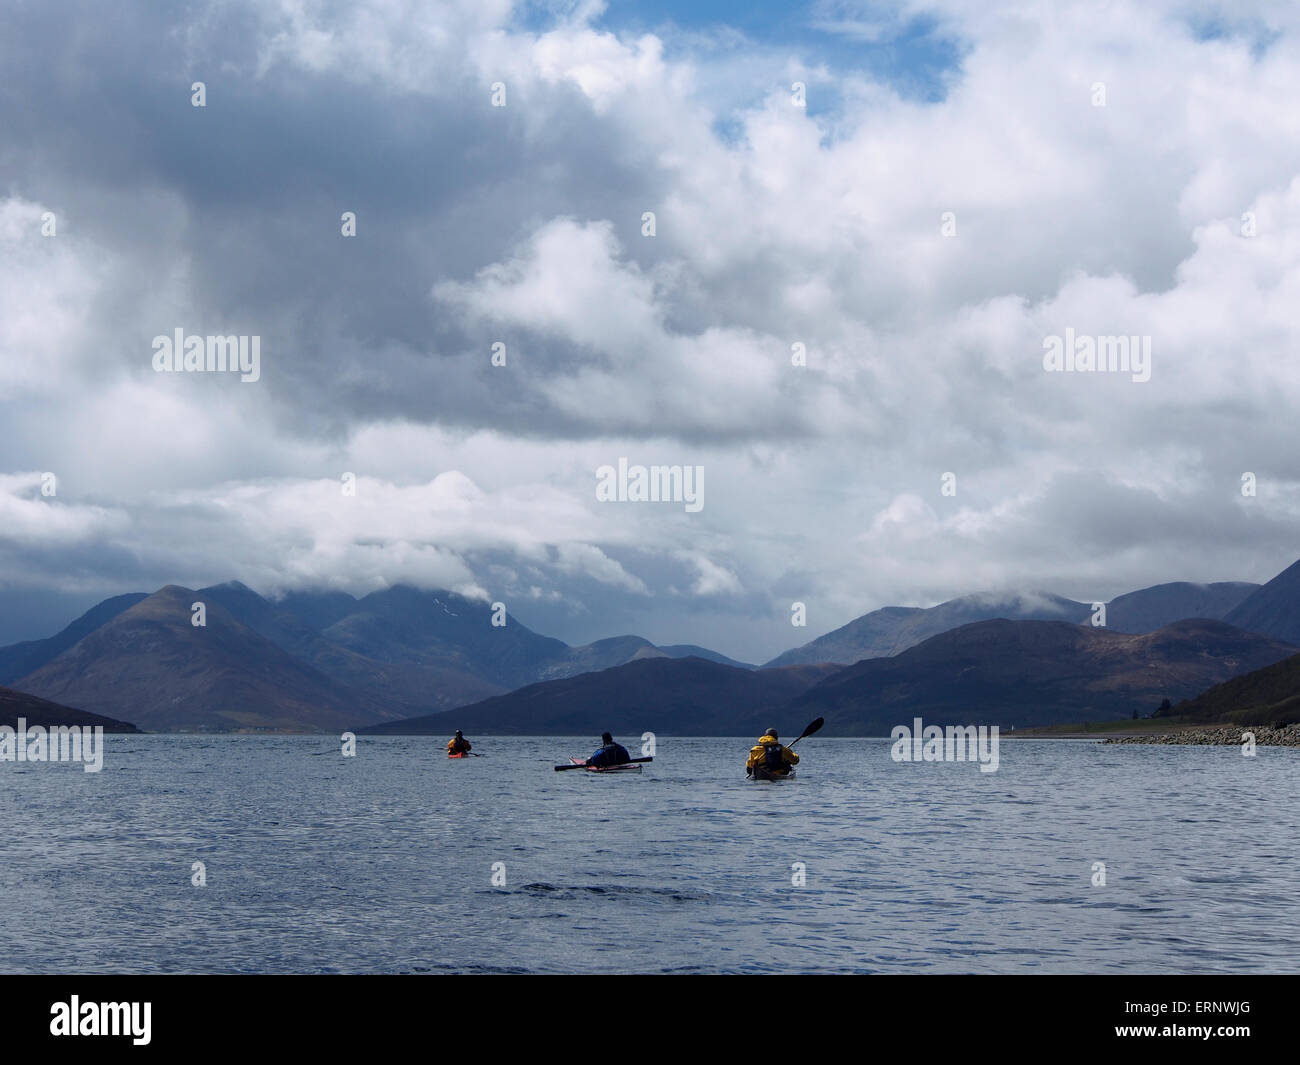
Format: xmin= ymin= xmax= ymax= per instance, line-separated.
xmin=589 ymin=742 xmax=631 ymax=767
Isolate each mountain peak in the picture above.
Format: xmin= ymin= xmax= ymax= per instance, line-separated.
xmin=204 ymin=579 xmax=256 ymax=594
xmin=1224 ymin=558 xmax=1300 ymax=645
xmin=14 ymin=586 xmax=390 ymax=733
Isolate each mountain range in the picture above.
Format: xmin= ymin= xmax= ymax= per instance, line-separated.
xmin=360 ymin=657 xmax=839 ymax=736
xmin=0 ymin=593 xmax=149 ymax=685
xmin=762 ymin=582 xmax=1260 ymax=667
xmin=1 ymin=581 xmax=759 ymax=731
xmin=361 ymin=617 xmax=1292 ymax=737
xmin=782 ymin=618 xmax=1296 ymax=732
xmin=15 ymin=586 xmax=395 ymax=732
xmin=2 ymin=558 xmax=1297 ymax=733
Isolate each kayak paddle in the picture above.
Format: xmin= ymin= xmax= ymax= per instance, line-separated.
xmin=786 ymin=717 xmax=824 ymax=750
xmin=555 ymin=756 xmax=654 ymax=772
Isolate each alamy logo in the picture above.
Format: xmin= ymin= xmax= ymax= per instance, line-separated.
xmin=596 ymin=458 xmax=704 ymax=512
xmin=0 ymin=718 xmax=103 ymax=773
xmin=890 ymin=717 xmax=1000 ymax=773
xmin=152 ymin=329 xmax=261 ymax=382
xmin=1042 ymin=328 xmax=1150 ymax=382
xmin=50 ymin=996 xmax=151 ymax=1045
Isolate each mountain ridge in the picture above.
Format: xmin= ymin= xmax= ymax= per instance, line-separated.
xmin=1 ymin=561 xmax=1294 ymax=734
xmin=763 ymin=581 xmax=1261 ymax=667
xmin=1224 ymin=560 xmax=1300 ymax=646
xmin=15 ymin=586 xmax=395 ymax=732
xmin=783 ymin=616 xmax=1296 ymax=733
xmin=358 ymin=656 xmax=841 ymax=736
xmin=0 ymin=684 xmax=141 ymax=733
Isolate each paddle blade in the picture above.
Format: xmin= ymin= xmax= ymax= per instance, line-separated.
xmin=800 ymin=716 xmax=825 ymax=740
xmin=788 ymin=716 xmax=825 ymax=748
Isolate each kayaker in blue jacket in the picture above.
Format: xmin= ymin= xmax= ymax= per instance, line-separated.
xmin=587 ymin=732 xmax=631 ymax=768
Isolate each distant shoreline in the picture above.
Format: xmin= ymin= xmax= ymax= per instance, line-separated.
xmin=1102 ymin=724 xmax=1300 ymax=746
xmin=1005 ymin=717 xmax=1200 ymax=740
xmin=1010 ymin=719 xmax=1300 ymax=746
xmin=52 ymin=726 xmax=1300 ymax=745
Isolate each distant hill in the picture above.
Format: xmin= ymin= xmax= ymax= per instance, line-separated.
xmin=1106 ymin=581 xmax=1258 ymax=633
xmin=6 ymin=565 xmax=1286 ymax=736
xmin=1160 ymin=652 xmax=1300 ymax=727
xmin=314 ymin=585 xmax=601 ymax=689
xmin=15 ymin=586 xmax=396 ymax=732
xmin=1225 ymin=559 xmax=1300 ymax=646
xmin=0 ymin=593 xmax=148 ymax=685
xmin=657 ymin=644 xmax=756 ymax=669
xmin=358 ymin=656 xmax=841 ymax=736
xmin=782 ymin=618 xmax=1297 ymax=733
xmin=306 ymin=586 xmax=723 ymax=688
xmin=0 ymin=685 xmax=140 ymax=732
xmin=764 ymin=594 xmax=1089 ymax=667
xmin=538 ymin=635 xmax=667 ymax=681
xmin=267 ymin=589 xmax=746 ymax=679
xmin=764 ymin=580 xmax=1263 ymax=668
xmin=198 ymin=581 xmax=502 ymax=715
xmin=0 ymin=581 xmax=749 ymax=728
xmin=271 ymin=589 xmax=365 ymax=632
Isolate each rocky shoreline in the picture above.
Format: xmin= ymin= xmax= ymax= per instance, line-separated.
xmin=1103 ymin=724 xmax=1300 ymax=746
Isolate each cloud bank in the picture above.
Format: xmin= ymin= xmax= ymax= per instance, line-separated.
xmin=2 ymin=0 xmax=1299 ymax=657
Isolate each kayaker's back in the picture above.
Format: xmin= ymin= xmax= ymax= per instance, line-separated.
xmin=747 ymin=734 xmax=797 ymax=777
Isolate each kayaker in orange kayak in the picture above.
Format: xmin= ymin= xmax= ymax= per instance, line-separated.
xmin=447 ymin=730 xmax=472 ymax=757
xmin=746 ymin=728 xmax=798 ymax=778
xmin=586 ymin=732 xmax=630 ymax=768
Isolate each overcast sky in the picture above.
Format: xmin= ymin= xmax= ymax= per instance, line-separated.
xmin=2 ymin=0 xmax=1299 ymax=659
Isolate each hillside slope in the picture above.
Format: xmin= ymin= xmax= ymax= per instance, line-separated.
xmin=16 ymin=586 xmax=395 ymax=732
xmin=360 ymin=657 xmax=841 ymax=735
xmin=783 ymin=618 xmax=1297 ymax=733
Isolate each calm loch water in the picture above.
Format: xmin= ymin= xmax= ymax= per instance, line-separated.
xmin=3 ymin=735 xmax=1297 ymax=973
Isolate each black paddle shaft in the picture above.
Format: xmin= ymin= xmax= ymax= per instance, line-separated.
xmin=554 ymin=756 xmax=654 ymax=772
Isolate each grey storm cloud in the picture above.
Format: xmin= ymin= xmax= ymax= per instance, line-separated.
xmin=2 ymin=0 xmax=1300 ymax=660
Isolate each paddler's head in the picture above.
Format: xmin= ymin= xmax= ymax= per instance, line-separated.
xmin=601 ymin=732 xmax=614 ymax=745
xmin=764 ymin=728 xmax=779 ymax=740
xmin=455 ymin=730 xmax=464 ymax=738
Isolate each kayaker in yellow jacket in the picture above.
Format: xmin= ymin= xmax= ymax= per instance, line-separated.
xmin=447 ymin=731 xmax=472 ymax=755
xmin=746 ymin=728 xmax=798 ymax=777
